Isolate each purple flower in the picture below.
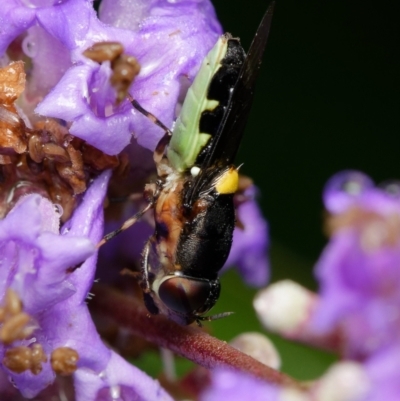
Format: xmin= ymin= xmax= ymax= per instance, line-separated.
xmin=1 ymin=0 xmax=221 ymax=153
xmin=0 ymin=172 xmax=172 ymax=400
xmin=74 ymin=352 xmax=172 ymax=401
xmin=364 ymin=345 xmax=400 ymax=401
xmin=225 ymin=186 xmax=270 ymax=287
xmin=0 ymin=173 xmax=103 ymax=397
xmin=312 ymin=171 xmax=400 ymax=359
xmin=30 ymin=0 xmax=223 ymax=154
xmin=201 ymin=369 xmax=280 ymax=401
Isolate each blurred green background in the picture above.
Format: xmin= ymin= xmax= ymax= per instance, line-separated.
xmin=136 ymin=0 xmax=399 ymax=382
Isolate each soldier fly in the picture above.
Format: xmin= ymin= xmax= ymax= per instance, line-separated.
xmin=99 ymin=3 xmax=274 ymax=325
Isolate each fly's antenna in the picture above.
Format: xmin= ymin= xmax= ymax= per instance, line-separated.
xmin=195 ymin=311 xmax=235 ymax=327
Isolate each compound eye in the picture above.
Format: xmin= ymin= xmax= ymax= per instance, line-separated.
xmin=158 ymin=276 xmax=214 ymax=315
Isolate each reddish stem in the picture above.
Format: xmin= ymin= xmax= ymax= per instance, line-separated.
xmin=90 ymin=284 xmax=304 ymax=390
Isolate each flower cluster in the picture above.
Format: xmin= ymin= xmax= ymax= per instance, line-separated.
xmin=0 ymin=0 xmax=270 ymax=399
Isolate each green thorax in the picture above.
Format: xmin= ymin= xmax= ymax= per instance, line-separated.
xmin=166 ymin=36 xmax=229 ymax=173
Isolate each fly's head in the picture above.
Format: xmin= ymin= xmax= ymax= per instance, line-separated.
xmin=147 ymin=272 xmax=221 ymax=325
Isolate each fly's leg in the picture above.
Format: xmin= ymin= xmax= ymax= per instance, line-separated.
xmin=130 ymin=98 xmax=172 ymax=169
xmin=119 ymin=237 xmax=159 ymax=316
xmin=131 ymin=99 xmax=172 ymax=139
xmin=98 ymin=179 xmax=161 ymax=248
xmin=140 ymin=236 xmax=160 ymax=315
xmin=141 ymin=238 xmax=152 ymax=293
xmin=97 ymin=202 xmax=153 ymax=248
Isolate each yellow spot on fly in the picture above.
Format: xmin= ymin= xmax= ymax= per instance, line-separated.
xmin=215 ymin=167 xmax=239 ymax=194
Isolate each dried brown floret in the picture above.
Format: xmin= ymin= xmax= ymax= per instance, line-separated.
xmin=28 ymin=132 xmax=45 ymax=163
xmin=55 ymin=143 xmax=86 ymax=194
xmin=0 ymin=106 xmax=27 ymax=155
xmin=0 ymin=61 xmax=129 ymax=222
xmin=30 ymin=344 xmax=47 ymax=375
xmin=3 ymin=346 xmax=31 ymax=373
xmin=111 ymin=54 xmax=141 ymax=103
xmin=77 ymin=139 xmax=120 ymax=171
xmin=42 ymin=142 xmax=70 ymax=163
xmin=83 ymin=41 xmax=124 ymax=63
xmin=83 ymin=41 xmax=140 ymax=104
xmin=0 ymin=289 xmax=34 ymax=345
xmin=0 ymin=61 xmax=25 ymax=105
xmin=3 ymin=344 xmax=47 ymax=375
xmin=51 ymin=347 xmax=79 ymax=376
xmin=0 ymin=313 xmax=32 ymax=344
xmin=4 ymin=288 xmax=22 ymax=316
xmin=0 ymin=62 xmax=27 ymax=157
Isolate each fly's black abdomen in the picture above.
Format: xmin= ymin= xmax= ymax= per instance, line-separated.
xmin=176 ymin=193 xmax=235 ymax=278
xmin=196 ymin=39 xmax=246 ymax=165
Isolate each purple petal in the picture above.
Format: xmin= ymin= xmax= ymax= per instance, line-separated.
xmin=62 ymin=170 xmax=111 ymax=295
xmin=0 ymin=172 xmax=111 ymax=397
xmin=23 ymin=25 xmax=72 ymax=104
xmin=39 ymin=170 xmax=111 ymax=372
xmin=100 ymin=0 xmax=221 ymax=34
xmin=36 ymin=0 xmax=105 ymax=51
xmin=224 ymin=187 xmax=270 ymax=287
xmin=35 ymin=63 xmax=134 ymax=153
xmin=323 ymin=170 xmax=374 ymax=214
xmin=364 ymin=346 xmax=400 ymax=401
xmin=201 ymin=369 xmax=280 ymax=401
xmin=36 ymin=0 xmax=222 ymax=154
xmin=35 ymin=64 xmax=96 ymax=121
xmin=74 ymin=352 xmax=173 ymax=401
xmin=126 ymin=1 xmax=222 ymax=151
xmin=0 ymin=1 xmax=36 ymax=55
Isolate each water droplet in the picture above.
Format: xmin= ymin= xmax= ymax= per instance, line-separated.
xmin=54 ymin=204 xmax=63 ymax=216
xmin=110 ymin=385 xmax=121 ymax=400
xmin=328 ymin=171 xmax=373 ymax=197
xmin=323 ymin=171 xmax=374 ymax=213
xmin=22 ymin=36 xmax=37 ymax=58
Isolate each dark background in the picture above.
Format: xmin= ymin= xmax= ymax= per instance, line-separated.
xmin=213 ymin=0 xmax=399 ymax=271
xmin=208 ymin=0 xmax=399 ymax=378
xmin=134 ymin=0 xmax=399 ymax=381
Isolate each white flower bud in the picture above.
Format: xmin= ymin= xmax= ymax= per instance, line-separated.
xmin=230 ymin=332 xmax=281 ymax=369
xmin=280 ymin=388 xmax=310 ymax=401
xmin=254 ymin=280 xmax=315 ymax=334
xmin=312 ymin=362 xmax=370 ymax=401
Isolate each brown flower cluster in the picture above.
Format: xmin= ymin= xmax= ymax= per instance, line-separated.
xmin=0 ymin=61 xmax=127 ymax=221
